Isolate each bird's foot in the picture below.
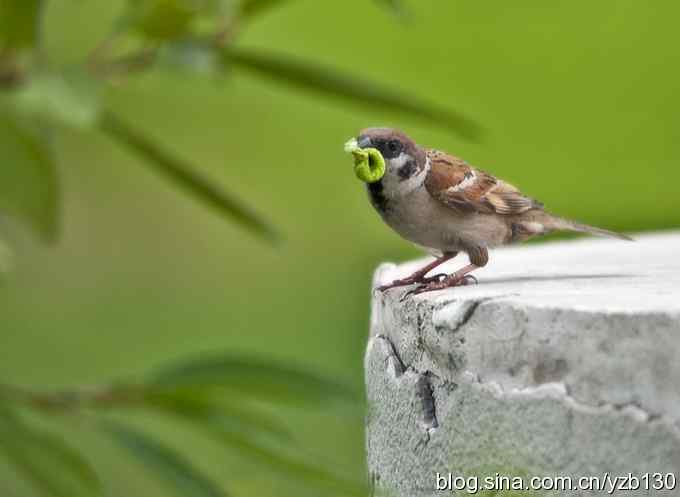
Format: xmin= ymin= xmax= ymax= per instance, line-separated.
xmin=376 ymin=274 xmax=427 ymax=292
xmin=402 ymin=273 xmax=478 ymax=298
xmin=375 ymin=253 xmax=459 ymax=293
xmin=421 ymin=273 xmax=449 ymax=284
xmin=377 ymin=272 xmax=449 ymax=293
xmin=377 ymin=279 xmax=415 ymax=293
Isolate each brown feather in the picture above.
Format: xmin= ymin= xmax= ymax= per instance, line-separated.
xmin=425 ymin=150 xmax=542 ymax=216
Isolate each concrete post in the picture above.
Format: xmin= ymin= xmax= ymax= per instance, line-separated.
xmin=366 ymin=232 xmax=680 ymax=496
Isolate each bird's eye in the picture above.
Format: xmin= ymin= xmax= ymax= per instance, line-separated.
xmin=387 ymin=140 xmax=400 ymax=153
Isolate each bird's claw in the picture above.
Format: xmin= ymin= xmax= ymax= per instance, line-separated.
xmin=422 ymin=273 xmax=448 ymax=283
xmin=399 ymin=289 xmax=415 ymax=302
xmin=377 ymin=272 xmax=450 ymax=294
xmin=376 ymin=275 xmax=427 ymax=293
xmin=376 ymin=280 xmax=413 ymax=293
xmin=401 ymin=274 xmax=478 ymax=299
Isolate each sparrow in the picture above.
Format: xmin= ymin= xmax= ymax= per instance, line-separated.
xmin=344 ymin=127 xmax=633 ymax=295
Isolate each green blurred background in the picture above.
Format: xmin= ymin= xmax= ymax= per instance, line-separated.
xmin=1 ymin=1 xmax=679 ymax=496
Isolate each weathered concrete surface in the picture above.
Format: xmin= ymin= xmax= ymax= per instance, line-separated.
xmin=366 ymin=231 xmax=680 ymax=496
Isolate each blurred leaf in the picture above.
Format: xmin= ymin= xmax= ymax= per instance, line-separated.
xmin=0 ymin=0 xmax=44 ymax=50
xmin=373 ymin=0 xmax=409 ymax=19
xmin=122 ymin=0 xmax=228 ymax=40
xmin=0 ymin=408 xmax=101 ymax=497
xmin=124 ymin=0 xmax=200 ymax=40
xmin=9 ymin=69 xmax=101 ymax=129
xmin=142 ymin=386 xmax=293 ymax=442
xmin=98 ymin=111 xmax=279 ymax=243
xmin=195 ymin=418 xmax=366 ymax=496
xmin=103 ymin=421 xmax=228 ymax=497
xmin=239 ymin=0 xmax=287 ymax=20
xmin=224 ymin=47 xmax=482 ymax=141
xmin=0 ymin=114 xmax=59 ymax=242
xmin=239 ymin=0 xmax=405 ymax=21
xmin=151 ymin=354 xmax=358 ymax=407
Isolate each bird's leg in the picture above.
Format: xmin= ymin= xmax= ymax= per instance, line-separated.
xmin=407 ymin=264 xmax=479 ymax=296
xmin=377 ymin=252 xmax=457 ymax=292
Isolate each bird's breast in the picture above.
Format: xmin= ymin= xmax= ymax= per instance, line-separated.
xmin=367 ymin=183 xmax=456 ymax=249
xmin=366 ymin=183 xmax=510 ymax=251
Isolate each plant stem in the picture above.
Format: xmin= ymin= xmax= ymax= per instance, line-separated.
xmin=0 ymin=382 xmax=146 ymax=413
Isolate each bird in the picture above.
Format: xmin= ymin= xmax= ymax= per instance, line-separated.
xmin=344 ymin=127 xmax=633 ymax=295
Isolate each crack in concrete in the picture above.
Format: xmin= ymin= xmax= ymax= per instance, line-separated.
xmin=374 ymin=334 xmax=440 ymax=442
xmin=466 ymin=374 xmax=680 ymax=433
xmin=375 ymin=333 xmax=406 ymax=377
xmin=451 ymin=300 xmax=482 ymax=333
xmin=373 ymin=295 xmax=517 ymax=441
xmin=416 ymin=372 xmax=438 ymax=432
xmin=428 ymin=294 xmax=678 ymax=428
xmin=414 ymin=372 xmax=438 ymax=451
xmin=374 ymin=289 xmax=680 ymax=449
xmin=372 ymin=331 xmax=680 ymax=445
xmin=431 ymin=294 xmax=518 ymax=333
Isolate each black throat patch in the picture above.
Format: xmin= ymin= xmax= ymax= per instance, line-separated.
xmin=367 ymin=180 xmax=388 ymax=213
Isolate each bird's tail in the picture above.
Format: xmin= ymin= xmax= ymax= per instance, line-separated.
xmin=545 ymin=215 xmax=634 ymax=241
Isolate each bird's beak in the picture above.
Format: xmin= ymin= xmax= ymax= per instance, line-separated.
xmin=357 ymin=135 xmax=372 ymax=149
xmin=344 ymin=136 xmax=385 ymax=183
xmin=344 ymin=136 xmax=372 ymax=152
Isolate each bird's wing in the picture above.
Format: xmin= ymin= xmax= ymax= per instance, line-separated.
xmin=424 ymin=149 xmax=543 ymax=215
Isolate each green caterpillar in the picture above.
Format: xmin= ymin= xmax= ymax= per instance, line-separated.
xmin=344 ymin=138 xmax=386 ymax=183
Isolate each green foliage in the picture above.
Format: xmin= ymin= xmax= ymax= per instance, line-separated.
xmin=1 ymin=1 xmax=678 ymax=496
xmin=2 ymin=1 xmax=677 ymax=496
xmin=104 ymin=421 xmax=228 ymax=497
xmin=203 ymin=427 xmax=366 ymax=496
xmin=239 ymin=0 xmax=287 ymax=20
xmin=135 ymin=1 xmax=200 ymax=40
xmin=0 ymin=0 xmax=44 ymax=51
xmin=373 ymin=0 xmax=407 ymax=18
xmin=98 ymin=111 xmax=280 ymax=243
xmin=152 ymin=353 xmax=358 ymax=406
xmin=0 ymin=352 xmax=365 ymax=497
xmin=0 ymin=114 xmax=58 ymax=241
xmin=0 ymin=408 xmax=101 ymax=497
xmin=124 ymin=0 xmax=214 ymax=40
xmin=141 ymin=386 xmax=293 ymax=442
xmin=0 ymin=0 xmax=475 ymax=244
xmin=10 ymin=70 xmax=101 ymax=129
xmin=141 ymin=383 xmax=365 ymax=496
xmin=0 ymin=1 xmax=476 ymax=496
xmin=224 ymin=46 xmax=482 ymax=140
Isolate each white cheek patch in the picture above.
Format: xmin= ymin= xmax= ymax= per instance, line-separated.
xmin=447 ymin=171 xmax=477 ymax=193
xmin=390 ymin=153 xmax=411 ymax=169
xmin=384 ymin=156 xmax=429 ymax=197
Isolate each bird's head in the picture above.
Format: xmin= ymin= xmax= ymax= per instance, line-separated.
xmin=344 ymin=128 xmax=427 ymax=189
